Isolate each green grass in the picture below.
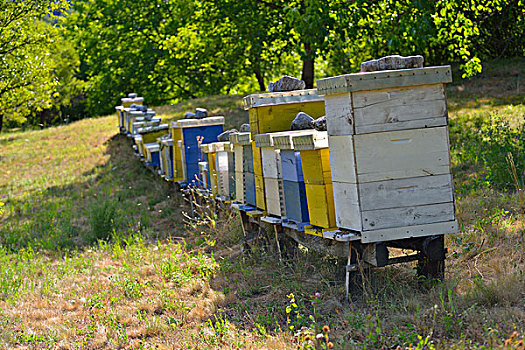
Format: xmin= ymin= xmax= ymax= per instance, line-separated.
xmin=0 ymin=60 xmax=524 ymax=349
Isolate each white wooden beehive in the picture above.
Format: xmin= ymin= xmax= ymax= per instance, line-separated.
xmin=317 ymin=66 xmax=457 ymax=243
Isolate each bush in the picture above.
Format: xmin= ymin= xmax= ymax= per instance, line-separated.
xmin=88 ymin=199 xmax=119 ymax=242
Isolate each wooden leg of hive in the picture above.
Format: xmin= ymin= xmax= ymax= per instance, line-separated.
xmin=417 ymin=235 xmax=445 ymax=281
xmin=345 ymin=242 xmax=352 ymax=301
xmin=273 ymin=225 xmax=282 ymax=262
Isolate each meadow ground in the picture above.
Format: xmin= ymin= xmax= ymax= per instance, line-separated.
xmin=0 ymin=58 xmax=524 ymax=349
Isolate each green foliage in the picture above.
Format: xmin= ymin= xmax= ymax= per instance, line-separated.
xmin=88 ymin=198 xmax=119 ymax=242
xmin=0 ymin=0 xmax=75 ymax=130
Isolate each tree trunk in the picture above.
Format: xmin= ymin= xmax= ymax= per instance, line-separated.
xmin=301 ymin=42 xmax=315 ymax=89
xmin=254 ymin=69 xmax=266 ymax=92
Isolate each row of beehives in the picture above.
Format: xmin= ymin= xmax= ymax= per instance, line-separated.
xmin=115 ymin=65 xmax=458 ymax=245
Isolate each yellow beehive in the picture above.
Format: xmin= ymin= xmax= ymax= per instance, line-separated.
xmin=138 ymin=125 xmax=169 ymax=158
xmin=200 ymin=143 xmax=218 ymax=195
xmin=170 ymin=126 xmax=185 ymax=182
xmin=292 ymin=131 xmax=337 ymax=234
xmin=243 ymin=89 xmax=325 ymax=213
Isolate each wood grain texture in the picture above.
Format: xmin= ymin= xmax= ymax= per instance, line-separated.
xmin=328 ymin=135 xmax=357 ymax=183
xmin=261 ymin=147 xmax=281 ymax=179
xmin=300 ymin=149 xmax=332 ymax=185
xmin=305 ymin=183 xmax=336 ymax=228
xmin=264 ymin=177 xmax=284 ymax=216
xmin=332 ymin=181 xmax=362 ymax=231
xmin=362 ymin=202 xmax=455 ymax=230
xmin=324 ymin=93 xmax=353 ymax=136
xmin=353 ymin=84 xmax=447 ymax=134
xmin=255 ymin=174 xmax=266 ymax=211
xmin=354 ymin=127 xmax=451 ymax=183
xmin=361 ymin=220 xmax=458 ymax=243
xmin=359 ymin=174 xmax=454 ymax=211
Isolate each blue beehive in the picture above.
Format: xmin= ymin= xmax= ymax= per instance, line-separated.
xmin=171 ymin=117 xmax=225 ymax=186
xmin=273 ymin=130 xmax=316 ymax=231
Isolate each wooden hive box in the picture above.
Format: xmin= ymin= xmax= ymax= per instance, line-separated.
xmin=138 ymin=124 xmax=169 ymax=157
xmin=254 ymin=132 xmax=291 ymax=218
xmin=115 ymin=106 xmax=126 ymax=133
xmin=317 ymin=66 xmax=457 ymax=243
xmin=292 ymin=131 xmax=337 ymax=235
xmin=144 ymin=142 xmax=160 ymax=167
xmin=121 ymin=96 xmax=144 ymax=108
xmin=198 ymin=161 xmax=209 ymax=189
xmin=133 ymin=135 xmax=143 ymax=158
xmin=158 ymin=137 xmax=174 ymax=180
xmin=127 ymin=109 xmax=156 ymax=135
xmin=243 ymin=89 xmax=325 ymax=213
xmin=212 ymin=142 xmax=234 ymax=200
xmin=171 ymin=117 xmax=224 ymax=186
xmin=170 ymin=127 xmax=185 ymax=182
xmin=272 ymin=130 xmax=317 ymax=230
xmin=200 ymin=143 xmax=221 ymax=194
xmin=230 ymin=132 xmax=253 ymax=205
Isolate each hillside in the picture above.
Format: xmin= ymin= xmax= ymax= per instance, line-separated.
xmin=0 ymin=59 xmax=524 ymax=349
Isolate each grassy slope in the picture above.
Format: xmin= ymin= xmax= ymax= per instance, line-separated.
xmin=0 ymin=58 xmax=524 ymax=349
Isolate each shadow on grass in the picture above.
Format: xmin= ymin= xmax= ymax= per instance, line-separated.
xmin=0 ymin=133 xmax=185 ymax=252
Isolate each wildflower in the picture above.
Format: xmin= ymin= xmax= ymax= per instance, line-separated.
xmin=316 ymin=333 xmax=323 ymax=340
xmin=327 ymin=342 xmax=334 ymax=348
xmin=511 ymin=331 xmax=519 ymax=340
xmin=315 ymin=292 xmax=321 ymax=297
xmin=304 ymin=335 xmax=311 ymax=341
xmin=322 ymin=325 xmax=330 ymax=333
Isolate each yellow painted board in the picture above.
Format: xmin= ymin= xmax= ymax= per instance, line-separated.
xmin=208 ymin=153 xmax=218 ymax=195
xmin=305 ymin=183 xmax=336 ymax=229
xmin=300 ymin=148 xmax=332 ymax=185
xmin=122 ymin=101 xmax=143 ymax=108
xmin=252 ymin=101 xmax=325 ymax=137
xmin=249 ymin=109 xmax=260 ymax=135
xmin=255 ymin=174 xmax=266 ymax=211
xmin=171 ymin=128 xmax=185 ymax=181
xmin=252 ymin=142 xmax=263 ymax=177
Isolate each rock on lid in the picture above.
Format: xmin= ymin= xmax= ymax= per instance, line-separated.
xmin=361 ymin=55 xmax=424 ymax=72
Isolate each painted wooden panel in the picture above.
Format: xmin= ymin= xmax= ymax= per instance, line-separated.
xmin=359 ymin=174 xmax=454 ymax=211
xmin=245 ymin=172 xmax=257 ymax=206
xmin=250 ymin=101 xmax=325 ymax=137
xmin=328 ymin=135 xmax=357 ymax=184
xmin=305 ymin=183 xmax=336 ymax=229
xmin=264 ymin=178 xmax=284 ymax=217
xmin=255 ymin=174 xmax=266 ymax=211
xmin=324 ymin=93 xmax=353 ymax=136
xmin=234 ymin=145 xmax=244 ymax=174
xmin=235 ymin=171 xmax=244 ymax=203
xmin=243 ymin=144 xmax=254 ymax=174
xmin=252 ymin=142 xmax=264 ymax=177
xmin=300 ymin=149 xmax=332 ymax=185
xmin=361 ymin=220 xmax=458 ymax=243
xmin=280 ymin=150 xmax=304 ymax=182
xmin=283 ymin=180 xmax=309 ymax=224
xmin=261 ymin=147 xmax=281 ymax=179
xmin=354 ymin=127 xmax=451 ymax=183
xmin=217 ymin=171 xmax=229 ymax=197
xmin=362 ymin=202 xmax=455 ymax=231
xmin=352 ymin=84 xmax=447 ymax=134
xmin=171 ymin=128 xmax=184 ymax=182
xmin=332 ymin=181 xmax=362 ymax=231
xmin=228 ymin=152 xmax=236 ymax=199
xmin=249 ymin=108 xmax=259 ymax=135
xmin=207 ymin=153 xmax=218 ymax=195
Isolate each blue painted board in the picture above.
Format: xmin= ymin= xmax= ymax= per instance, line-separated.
xmin=280 ymin=150 xmax=304 ymax=182
xmin=167 ymin=146 xmax=174 ymax=179
xmin=243 ymin=144 xmax=254 ymax=174
xmin=283 ymin=179 xmax=309 ymax=223
xmin=182 ymin=125 xmax=223 ymax=184
xmin=245 ymin=172 xmax=256 ymax=206
xmin=148 ymin=151 xmax=160 ymax=167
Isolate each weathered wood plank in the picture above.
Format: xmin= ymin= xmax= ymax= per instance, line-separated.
xmin=354 ymin=127 xmax=451 ymax=183
xmin=332 ymin=181 xmax=362 ymax=231
xmin=264 ymin=177 xmax=284 ymax=216
xmin=359 ymin=174 xmax=454 ymax=211
xmin=328 ymin=135 xmax=357 ymax=183
xmin=324 ymin=93 xmax=353 ymax=136
xmin=361 ymin=220 xmax=458 ymax=243
xmin=362 ymin=202 xmax=455 ymax=230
